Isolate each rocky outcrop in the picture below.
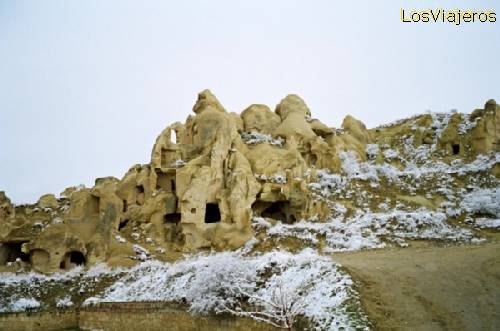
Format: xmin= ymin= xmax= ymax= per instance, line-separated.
xmin=0 ymin=92 xmax=498 ymax=273
xmin=470 ymin=99 xmax=500 ymax=156
xmin=241 ymin=104 xmax=280 ymax=134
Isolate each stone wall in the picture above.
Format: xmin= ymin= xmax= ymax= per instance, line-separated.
xmin=0 ymin=302 xmax=278 ymax=331
xmin=0 ymin=310 xmax=77 ymax=331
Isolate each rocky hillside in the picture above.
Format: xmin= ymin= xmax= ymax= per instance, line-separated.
xmin=1 ymin=92 xmax=499 ymax=330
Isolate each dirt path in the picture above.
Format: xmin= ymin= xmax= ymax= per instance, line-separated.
xmin=333 ymin=241 xmax=500 ymax=331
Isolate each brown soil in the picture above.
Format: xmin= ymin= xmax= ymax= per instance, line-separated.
xmin=333 ymin=240 xmax=500 ymax=331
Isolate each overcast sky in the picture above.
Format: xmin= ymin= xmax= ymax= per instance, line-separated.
xmin=0 ymin=0 xmax=498 ymax=203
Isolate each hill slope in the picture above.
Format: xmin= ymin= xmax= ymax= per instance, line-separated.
xmin=1 ymin=92 xmax=499 ymax=330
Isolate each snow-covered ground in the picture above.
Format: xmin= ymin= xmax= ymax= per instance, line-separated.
xmin=93 ymin=249 xmax=367 ymax=329
xmin=1 ymin=298 xmax=40 ymax=313
xmin=0 ymin=263 xmax=123 ymax=313
xmin=254 ymin=207 xmax=477 ymax=253
xmin=279 ymin=151 xmax=499 ymax=252
xmin=0 ymin=249 xmax=369 ymax=330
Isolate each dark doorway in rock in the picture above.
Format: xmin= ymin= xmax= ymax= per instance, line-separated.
xmin=452 ymin=143 xmax=460 ymax=155
xmin=164 ymin=213 xmax=181 ymax=224
xmin=205 ymin=203 xmax=221 ymax=223
xmin=310 ymin=154 xmax=318 ymax=166
xmin=253 ymin=200 xmax=296 ymax=224
xmin=0 ymin=242 xmax=29 ymax=265
xmin=262 ymin=201 xmax=288 ymax=222
xmin=118 ymin=219 xmax=129 ymax=231
xmin=60 ymin=251 xmax=86 ymax=270
xmin=155 ymin=169 xmax=177 ymax=194
xmin=69 ymin=251 xmax=86 ymax=266
xmin=136 ymin=185 xmax=145 ymax=205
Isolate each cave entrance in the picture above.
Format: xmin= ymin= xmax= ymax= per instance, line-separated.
xmin=118 ymin=219 xmax=129 ymax=231
xmin=60 ymin=251 xmax=86 ymax=270
xmin=253 ymin=200 xmax=296 ymax=224
xmin=156 ymin=170 xmax=176 ymax=193
xmin=136 ymin=185 xmax=145 ymax=205
xmin=262 ymin=201 xmax=288 ymax=222
xmin=164 ymin=213 xmax=181 ymax=224
xmin=205 ymin=203 xmax=221 ymax=223
xmin=310 ymin=154 xmax=318 ymax=166
xmin=452 ymin=143 xmax=460 ymax=155
xmin=0 ymin=242 xmax=30 ymax=265
xmin=69 ymin=251 xmax=86 ymax=265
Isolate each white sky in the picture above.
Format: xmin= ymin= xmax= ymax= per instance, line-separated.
xmin=0 ymin=0 xmax=499 ymax=203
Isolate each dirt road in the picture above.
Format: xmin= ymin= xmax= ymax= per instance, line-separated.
xmin=333 ymin=241 xmax=500 ymax=331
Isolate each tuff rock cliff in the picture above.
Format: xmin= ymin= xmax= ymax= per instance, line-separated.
xmin=1 ymin=91 xmax=499 ymax=273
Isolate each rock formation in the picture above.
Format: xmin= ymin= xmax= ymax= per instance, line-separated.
xmin=0 ymin=92 xmax=498 ymax=273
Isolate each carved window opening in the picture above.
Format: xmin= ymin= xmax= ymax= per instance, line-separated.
xmin=262 ymin=202 xmax=287 ymax=222
xmin=136 ymin=185 xmax=145 ymax=205
xmin=205 ymin=203 xmax=221 ymax=223
xmin=0 ymin=242 xmax=29 ymax=265
xmin=164 ymin=213 xmax=181 ymax=224
xmin=452 ymin=143 xmax=460 ymax=155
xmin=118 ymin=219 xmax=129 ymax=231
xmin=69 ymin=251 xmax=85 ymax=265
xmin=60 ymin=251 xmax=86 ymax=270
xmin=156 ymin=172 xmax=170 ymax=192
xmin=253 ymin=200 xmax=296 ymax=224
xmin=155 ymin=169 xmax=176 ymax=194
xmin=310 ymin=154 xmax=318 ymax=166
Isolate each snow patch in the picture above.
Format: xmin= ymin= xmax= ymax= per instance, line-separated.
xmin=1 ymin=298 xmax=40 ymax=313
xmin=241 ymin=132 xmax=284 ymax=146
xmin=92 ymin=250 xmax=368 ymax=330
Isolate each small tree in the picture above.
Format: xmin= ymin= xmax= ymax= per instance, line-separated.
xmin=224 ymin=279 xmax=304 ymax=330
